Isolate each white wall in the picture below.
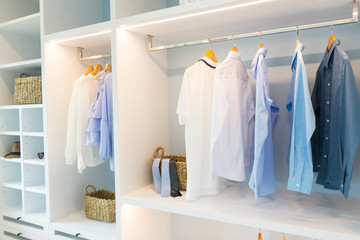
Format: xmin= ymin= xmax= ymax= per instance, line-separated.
xmin=167 ymin=22 xmax=360 ymax=198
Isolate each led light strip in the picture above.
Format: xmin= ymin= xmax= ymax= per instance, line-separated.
xmin=53 ymin=30 xmax=111 ymax=44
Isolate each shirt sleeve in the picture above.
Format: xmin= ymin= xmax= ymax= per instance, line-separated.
xmin=340 ymin=57 xmax=360 ymax=198
xmin=65 ymin=79 xmax=80 ymax=165
xmin=100 ymin=77 xmax=111 ymax=162
xmin=177 ymin=70 xmax=191 ymax=125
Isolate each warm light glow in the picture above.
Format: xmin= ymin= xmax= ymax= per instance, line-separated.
xmin=52 ymin=30 xmax=111 ymax=43
xmin=122 ymin=0 xmax=272 ymax=30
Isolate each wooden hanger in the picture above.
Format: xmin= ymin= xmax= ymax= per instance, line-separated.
xmin=91 ymin=64 xmax=103 ymax=76
xmin=104 ymin=63 xmax=112 ymax=72
xmin=260 ymin=31 xmax=263 ymax=48
xmin=85 ymin=65 xmax=94 ymax=76
xmin=230 ymin=35 xmax=239 ymax=52
xmin=204 ymin=39 xmax=218 ymax=63
xmin=258 ymin=229 xmax=262 ymax=240
xmin=327 ymin=23 xmax=336 ymax=52
xmin=282 ymin=232 xmax=286 ymax=240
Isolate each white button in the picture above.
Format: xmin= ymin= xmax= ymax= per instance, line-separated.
xmin=296 ymin=184 xmax=300 ymax=187
xmin=341 ymin=184 xmax=343 ymax=188
xmin=324 ymin=155 xmax=327 ymax=158
xmin=326 ymin=119 xmax=330 ymax=123
xmin=328 ymin=83 xmax=331 ymax=86
xmin=327 ymin=101 xmax=330 ymax=104
xmin=317 ymin=164 xmax=320 ymax=167
xmin=325 ymin=137 xmax=329 ymax=140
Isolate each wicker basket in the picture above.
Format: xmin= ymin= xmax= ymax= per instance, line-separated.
xmin=84 ymin=185 xmax=116 ymax=223
xmin=14 ymin=73 xmax=42 ymax=105
xmin=152 ymin=146 xmax=187 ymax=191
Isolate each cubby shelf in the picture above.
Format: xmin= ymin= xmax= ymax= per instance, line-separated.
xmin=1 ymin=180 xmax=22 ymax=190
xmin=0 ymin=131 xmax=20 ymax=136
xmin=0 ymin=158 xmax=21 ymax=164
xmin=23 ymin=159 xmax=45 ymax=166
xmin=0 ymin=13 xmax=40 ymax=36
xmin=0 ymin=59 xmax=42 ymax=72
xmin=22 ymin=132 xmax=44 ymax=137
xmin=120 ymin=184 xmax=360 ymax=240
xmin=25 ymin=185 xmax=46 ymax=195
xmin=51 ymin=210 xmax=116 ymax=240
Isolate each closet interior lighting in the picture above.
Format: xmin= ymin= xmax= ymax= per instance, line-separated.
xmin=147 ymin=0 xmax=358 ymax=51
xmin=52 ymin=30 xmax=111 ymax=44
xmin=121 ymin=0 xmax=272 ymax=31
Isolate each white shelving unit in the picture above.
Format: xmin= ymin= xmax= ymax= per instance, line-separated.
xmin=0 ymin=0 xmax=359 ymax=239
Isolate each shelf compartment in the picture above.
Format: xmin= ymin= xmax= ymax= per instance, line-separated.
xmin=20 ymin=107 xmax=43 ymax=133
xmin=23 ymin=159 xmax=44 ymax=166
xmin=51 ymin=210 xmax=116 ymax=240
xmin=24 ymin=191 xmax=46 ymax=215
xmin=0 ymin=157 xmax=21 ymax=164
xmin=0 ymin=161 xmax=21 ymax=189
xmin=23 ymin=164 xmax=44 ymax=193
xmin=0 ymin=187 xmax=22 ymax=211
xmin=0 ymin=131 xmax=20 ymax=136
xmin=0 ymin=109 xmax=19 ymax=132
xmin=21 ymin=136 xmax=44 ymax=160
xmin=0 ymin=13 xmax=40 ymax=36
xmin=0 ymin=1 xmax=39 ymax=25
xmin=120 ymin=184 xmax=360 ymax=240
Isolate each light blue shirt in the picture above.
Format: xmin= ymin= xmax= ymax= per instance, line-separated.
xmin=249 ymin=47 xmax=279 ymax=199
xmin=100 ymin=73 xmax=114 ymax=171
xmin=287 ymin=43 xmax=315 ymax=194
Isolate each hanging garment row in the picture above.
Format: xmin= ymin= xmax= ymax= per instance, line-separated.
xmin=65 ymin=63 xmax=114 ymax=173
xmin=177 ymin=32 xmax=360 ymax=201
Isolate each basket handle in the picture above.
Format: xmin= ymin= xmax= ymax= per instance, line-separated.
xmin=153 ymin=146 xmax=165 ymax=158
xmin=19 ymin=73 xmax=30 ymax=78
xmin=85 ymin=185 xmax=96 ymax=194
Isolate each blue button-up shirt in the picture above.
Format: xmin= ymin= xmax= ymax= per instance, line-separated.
xmin=311 ymin=39 xmax=360 ymax=198
xmin=248 ymin=47 xmax=279 ymax=199
xmin=287 ymin=43 xmax=315 ymax=195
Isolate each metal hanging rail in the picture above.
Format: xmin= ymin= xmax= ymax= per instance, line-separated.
xmin=148 ymin=0 xmax=358 ymax=51
xmin=78 ymin=47 xmax=111 ymax=61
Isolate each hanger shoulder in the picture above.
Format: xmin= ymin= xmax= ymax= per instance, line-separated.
xmin=91 ymin=64 xmax=103 ymax=76
xmin=104 ymin=63 xmax=112 ymax=72
xmin=230 ymin=46 xmax=239 ymax=52
xmin=327 ymin=34 xmax=336 ymax=52
xmin=204 ymin=49 xmax=218 ymax=63
xmin=85 ymin=65 xmax=94 ymax=76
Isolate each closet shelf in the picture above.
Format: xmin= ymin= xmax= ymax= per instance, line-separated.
xmin=120 ymin=183 xmax=360 ymax=240
xmin=22 ymin=132 xmax=44 ymax=137
xmin=118 ymin=0 xmax=354 ymax=47
xmin=0 ymin=131 xmax=20 ymax=136
xmin=24 ymin=159 xmax=45 ymax=166
xmin=0 ymin=13 xmax=40 ymax=36
xmin=0 ymin=104 xmax=43 ymax=110
xmin=45 ymin=21 xmax=111 ymax=49
xmin=25 ymin=185 xmax=46 ymax=195
xmin=0 ymin=157 xmax=21 ymax=164
xmin=0 ymin=59 xmax=41 ymax=72
xmin=1 ymin=180 xmax=22 ymax=190
xmin=51 ymin=210 xmax=116 ymax=240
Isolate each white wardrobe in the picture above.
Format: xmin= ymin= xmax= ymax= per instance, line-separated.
xmin=0 ymin=0 xmax=359 ymax=239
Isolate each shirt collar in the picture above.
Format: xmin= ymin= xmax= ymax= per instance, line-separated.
xmin=251 ymin=47 xmax=268 ymax=78
xmin=320 ymin=39 xmax=340 ymax=70
xmin=200 ymin=57 xmax=219 ymax=68
xmin=291 ymin=43 xmax=304 ymax=71
xmin=227 ymin=50 xmax=242 ymax=60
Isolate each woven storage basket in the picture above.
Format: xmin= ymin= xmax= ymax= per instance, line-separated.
xmin=152 ymin=146 xmax=187 ymax=191
xmin=84 ymin=185 xmax=115 ymax=223
xmin=14 ymin=73 xmax=42 ymax=104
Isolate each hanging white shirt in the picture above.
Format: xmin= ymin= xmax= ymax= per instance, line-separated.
xmin=177 ymin=57 xmax=227 ymax=201
xmin=211 ymin=51 xmax=255 ymax=182
xmin=65 ymin=74 xmax=104 ymax=173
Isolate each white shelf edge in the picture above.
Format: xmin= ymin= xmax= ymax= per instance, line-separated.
xmin=24 ymin=159 xmax=45 ymax=166
xmin=0 ymin=58 xmax=42 ymax=70
xmin=0 ymin=131 xmax=20 ymax=136
xmin=1 ymin=180 xmax=22 ymax=190
xmin=119 ymin=184 xmax=360 ymax=240
xmin=0 ymin=104 xmax=43 ymax=110
xmin=44 ymin=21 xmax=111 ymax=42
xmin=0 ymin=13 xmax=40 ymax=28
xmin=22 ymin=132 xmax=44 ymax=137
xmin=0 ymin=157 xmax=21 ymax=164
xmin=25 ymin=185 xmax=46 ymax=194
